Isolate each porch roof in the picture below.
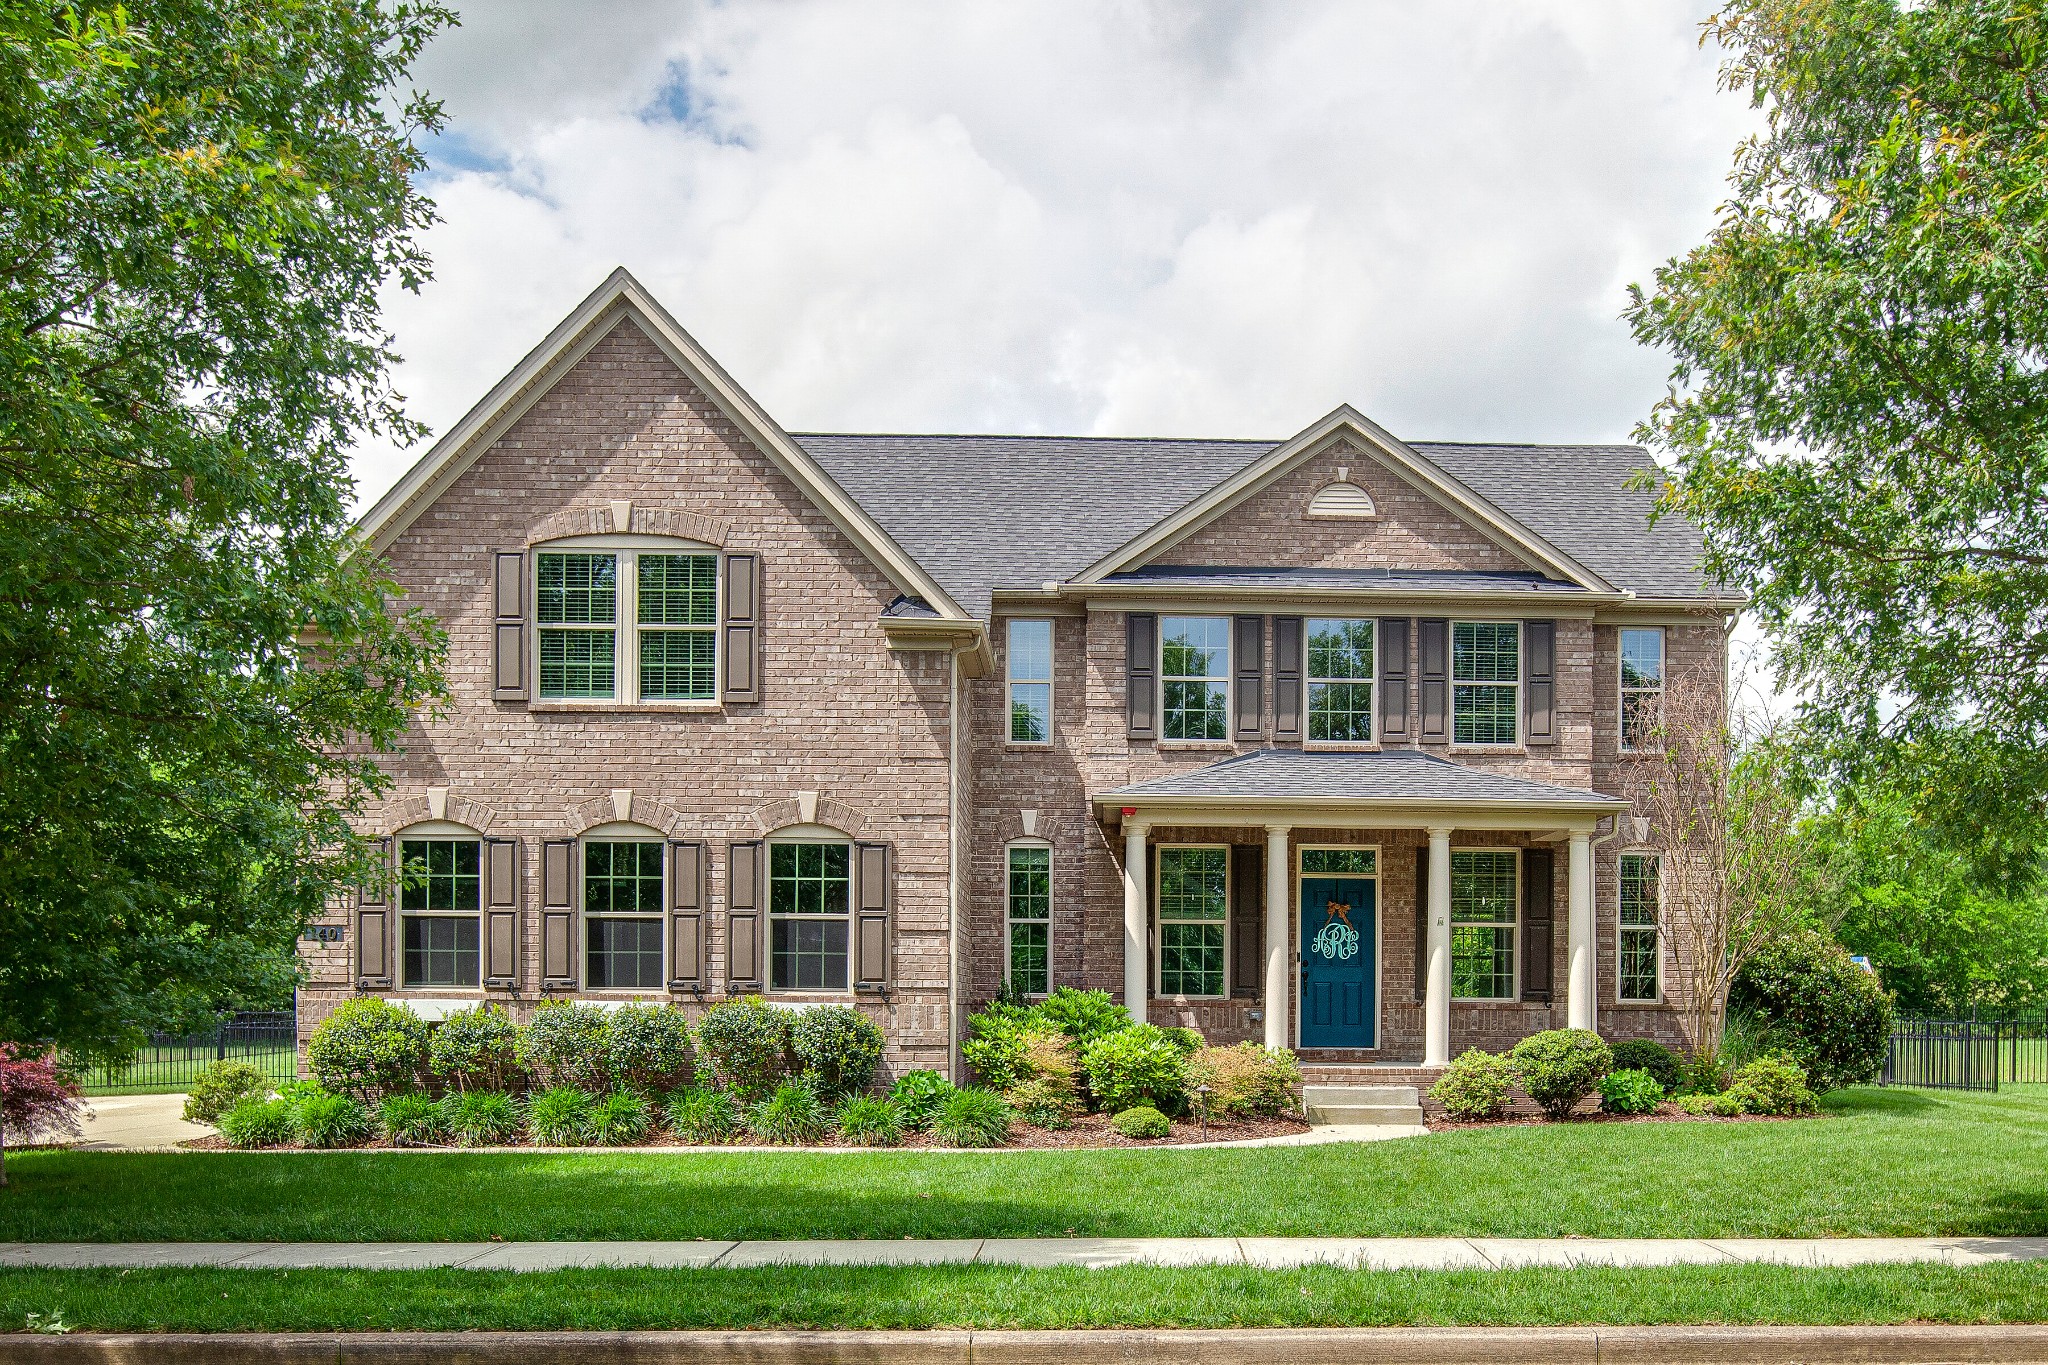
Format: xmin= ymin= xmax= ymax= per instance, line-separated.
xmin=1095 ymin=749 xmax=1626 ymax=831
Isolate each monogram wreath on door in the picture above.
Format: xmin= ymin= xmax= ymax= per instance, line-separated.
xmin=1310 ymin=899 xmax=1360 ymax=960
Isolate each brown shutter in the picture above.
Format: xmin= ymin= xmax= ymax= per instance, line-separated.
xmin=1418 ymin=618 xmax=1449 ymax=743
xmin=1521 ymin=847 xmax=1554 ymax=1003
xmin=723 ymin=553 xmax=760 ymax=704
xmin=1126 ymin=613 xmax=1157 ymax=739
xmin=1230 ymin=842 xmax=1263 ymax=998
xmin=668 ymin=841 xmax=706 ymax=990
xmin=1379 ymin=617 xmax=1411 ymax=742
xmin=540 ymin=838 xmax=577 ymax=989
xmin=482 ymin=837 xmax=520 ymax=988
xmin=727 ymin=841 xmax=765 ymax=991
xmin=492 ymin=550 xmax=527 ymax=701
xmin=1273 ymin=615 xmax=1304 ymax=741
xmin=1525 ymin=620 xmax=1556 ymax=746
xmin=1413 ymin=845 xmax=1429 ymax=1004
xmin=854 ymin=842 xmax=893 ymax=988
xmin=1232 ymin=615 xmax=1264 ymax=741
xmin=356 ymin=837 xmax=393 ymax=987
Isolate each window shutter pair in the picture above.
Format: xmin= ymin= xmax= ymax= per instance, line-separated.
xmin=1521 ymin=847 xmax=1555 ymax=1003
xmin=1379 ymin=619 xmax=1411 ymax=741
xmin=1418 ymin=618 xmax=1449 ymax=743
xmin=1273 ymin=617 xmax=1304 ymax=740
xmin=1230 ymin=842 xmax=1263 ymax=998
xmin=668 ymin=841 xmax=707 ymax=989
xmin=356 ymin=837 xmax=394 ymax=988
xmin=1524 ymin=620 xmax=1557 ymax=746
xmin=482 ymin=838 xmax=521 ymax=987
xmin=723 ymin=841 xmax=892 ymax=992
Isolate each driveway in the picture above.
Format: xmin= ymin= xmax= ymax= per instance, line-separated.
xmin=75 ymin=1093 xmax=212 ymax=1151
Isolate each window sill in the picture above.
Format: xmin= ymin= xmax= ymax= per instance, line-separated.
xmin=1611 ymin=997 xmax=1665 ymax=1008
xmin=1005 ymin=740 xmax=1055 ymax=750
xmin=528 ymin=700 xmax=723 ymax=714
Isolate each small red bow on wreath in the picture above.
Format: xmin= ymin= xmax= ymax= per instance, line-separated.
xmin=1323 ymin=900 xmax=1353 ymax=926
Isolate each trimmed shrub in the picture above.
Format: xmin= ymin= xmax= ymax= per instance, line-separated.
xmin=1081 ymin=1024 xmax=1188 ymax=1114
xmin=1111 ymin=1104 xmax=1171 ymax=1139
xmin=293 ymin=1093 xmax=375 ymax=1148
xmin=960 ymin=1002 xmax=1040 ymax=1090
xmin=527 ymin=1085 xmax=596 ymax=1146
xmin=750 ymin=1080 xmax=829 ymax=1145
xmin=1006 ymin=1077 xmax=1079 ymax=1129
xmin=665 ymin=1085 xmax=742 ymax=1144
xmin=588 ymin=1091 xmax=653 ymax=1146
xmin=1673 ymin=1092 xmax=1716 ymax=1116
xmin=933 ymin=1086 xmax=1011 ymax=1148
xmin=379 ymin=1092 xmax=450 ymax=1144
xmin=1034 ymin=987 xmax=1131 ymax=1052
xmin=836 ymin=1095 xmax=904 ymax=1146
xmin=1722 ymin=1053 xmax=1820 ymax=1117
xmin=1732 ymin=932 xmax=1894 ymax=1092
xmin=306 ymin=998 xmax=428 ymax=1100
xmin=605 ymin=1004 xmax=695 ymax=1095
xmin=1429 ymin=1049 xmax=1514 ymax=1122
xmin=1607 ymin=1038 xmax=1683 ymax=1095
xmin=517 ymin=1002 xmax=613 ymax=1093
xmin=182 ymin=1060 xmax=271 ymax=1125
xmin=790 ymin=1005 xmax=885 ymax=1099
xmin=1598 ymin=1068 xmax=1664 ymax=1116
xmin=217 ymin=1097 xmax=295 ymax=1148
xmin=889 ymin=1070 xmax=955 ymax=1130
xmin=1162 ymin=1027 xmax=1204 ymax=1056
xmin=444 ymin=1089 xmax=522 ymax=1146
xmin=1508 ymin=1029 xmax=1612 ymax=1120
xmin=429 ymin=1005 xmax=522 ymax=1093
xmin=1185 ymin=1043 xmax=1302 ymax=1119
xmin=695 ymin=996 xmax=791 ymax=1100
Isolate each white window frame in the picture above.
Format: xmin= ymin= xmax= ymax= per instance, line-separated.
xmin=1005 ymin=618 xmax=1055 ymax=746
xmin=1619 ymin=627 xmax=1666 ymax=753
xmin=394 ymin=824 xmax=484 ymax=992
xmin=532 ymin=535 xmax=721 ymax=708
xmin=1293 ymin=843 xmax=1384 ymax=1048
xmin=1305 ymin=617 xmax=1377 ymax=747
xmin=766 ymin=831 xmax=855 ymax=996
xmin=1004 ymin=840 xmax=1053 ymax=997
xmin=1158 ymin=615 xmax=1231 ymax=742
xmin=1155 ymin=843 xmax=1230 ymax=1000
xmin=1451 ymin=620 xmax=1522 ymax=749
xmin=1449 ymin=847 xmax=1519 ymax=1002
xmin=581 ymin=824 xmax=668 ymax=993
xmin=1616 ymin=851 xmax=1663 ymax=1003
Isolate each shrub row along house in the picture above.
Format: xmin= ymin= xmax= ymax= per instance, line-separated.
xmin=301 ymin=269 xmax=1737 ymax=1084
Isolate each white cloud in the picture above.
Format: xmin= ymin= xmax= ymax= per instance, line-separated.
xmin=355 ymin=0 xmax=1760 ymax=506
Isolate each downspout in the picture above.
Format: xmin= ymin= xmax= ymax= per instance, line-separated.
xmin=946 ymin=646 xmax=965 ymax=1083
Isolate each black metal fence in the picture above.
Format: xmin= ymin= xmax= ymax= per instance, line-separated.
xmin=76 ymin=1012 xmax=298 ymax=1095
xmin=1881 ymin=1016 xmax=2048 ymax=1093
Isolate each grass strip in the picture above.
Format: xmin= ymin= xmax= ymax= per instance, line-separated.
xmin=5 ymin=1262 xmax=2048 ymax=1332
xmin=12 ymin=1087 xmax=2048 ymax=1242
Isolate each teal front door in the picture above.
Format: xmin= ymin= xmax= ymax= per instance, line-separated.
xmin=1299 ymin=875 xmax=1377 ymax=1048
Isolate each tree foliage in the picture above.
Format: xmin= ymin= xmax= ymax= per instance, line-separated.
xmin=0 ymin=1 xmax=453 ymax=1058
xmin=1627 ymin=0 xmax=2048 ymax=872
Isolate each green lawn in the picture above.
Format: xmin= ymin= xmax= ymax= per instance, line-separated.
xmin=5 ymin=1262 xmax=2048 ymax=1332
xmin=5 ymin=1086 xmax=2047 ymax=1243
xmin=78 ymin=1043 xmax=296 ymax=1097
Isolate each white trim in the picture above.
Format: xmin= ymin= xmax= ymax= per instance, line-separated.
xmin=1154 ymin=843 xmax=1231 ymax=1001
xmin=580 ymin=831 xmax=669 ymax=993
xmin=391 ymin=818 xmax=478 ymax=838
xmin=1615 ymin=849 xmax=1664 ymax=1005
xmin=1449 ymin=846 xmax=1521 ymax=1003
xmin=1003 ymin=839 xmax=1054 ymax=998
xmin=1004 ymin=618 xmax=1055 ymax=748
xmin=1293 ymin=844 xmax=1383 ymax=1050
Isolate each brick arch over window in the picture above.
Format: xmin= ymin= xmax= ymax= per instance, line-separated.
xmin=375 ymin=791 xmax=506 ymax=838
xmin=525 ymin=503 xmax=731 ymax=546
xmin=563 ymin=791 xmax=693 ymax=837
xmin=748 ymin=794 xmax=872 ymax=841
xmin=1012 ymin=810 xmax=1077 ymax=847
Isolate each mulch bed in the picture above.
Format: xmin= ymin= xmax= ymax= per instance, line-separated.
xmin=180 ymin=1111 xmax=1311 ymax=1153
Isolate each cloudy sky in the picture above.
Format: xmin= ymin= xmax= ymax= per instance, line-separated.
xmin=360 ymin=1 xmax=1760 ymax=517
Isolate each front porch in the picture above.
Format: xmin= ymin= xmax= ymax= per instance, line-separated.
xmin=1096 ymin=749 xmax=1628 ymax=1065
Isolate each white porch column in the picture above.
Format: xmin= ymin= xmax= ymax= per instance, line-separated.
xmin=1122 ymin=820 xmax=1150 ymax=1024
xmin=1263 ymin=824 xmax=1291 ymax=1050
xmin=1424 ymin=826 xmax=1453 ymax=1066
xmin=1566 ymin=830 xmax=1595 ymax=1031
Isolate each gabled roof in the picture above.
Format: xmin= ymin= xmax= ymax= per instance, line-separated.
xmin=355 ymin=269 xmax=972 ymax=621
xmin=1100 ymin=748 xmax=1626 ymax=808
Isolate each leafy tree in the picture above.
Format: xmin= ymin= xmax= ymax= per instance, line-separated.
xmin=0 ymin=2 xmax=452 ymax=1062
xmin=1626 ymin=0 xmax=2048 ymax=873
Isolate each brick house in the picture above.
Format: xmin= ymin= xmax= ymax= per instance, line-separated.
xmin=299 ymin=268 xmax=1738 ymax=1082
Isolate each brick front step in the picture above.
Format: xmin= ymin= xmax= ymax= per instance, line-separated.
xmin=1299 ymin=1062 xmax=1446 ymax=1089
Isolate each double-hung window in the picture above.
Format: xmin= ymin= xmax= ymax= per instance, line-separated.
xmin=1450 ymin=850 xmax=1517 ymax=1000
xmin=1007 ymin=619 xmax=1053 ymax=743
xmin=1452 ymin=622 xmax=1520 ymax=746
xmin=585 ymin=840 xmax=665 ymax=989
xmin=535 ymin=547 xmax=718 ymax=702
xmin=1618 ymin=853 xmax=1661 ymax=1001
xmin=1307 ymin=618 xmax=1375 ymax=743
xmin=1161 ymin=616 xmax=1229 ymax=740
xmin=399 ymin=838 xmax=481 ymax=988
xmin=769 ymin=841 xmax=851 ymax=991
xmin=1157 ymin=846 xmax=1227 ymax=997
xmin=1006 ymin=846 xmax=1051 ymax=995
xmin=1620 ymin=628 xmax=1665 ymax=751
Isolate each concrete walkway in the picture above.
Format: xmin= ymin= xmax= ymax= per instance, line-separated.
xmin=71 ymin=1094 xmax=213 ymax=1152
xmin=5 ymin=1235 xmax=2046 ymax=1272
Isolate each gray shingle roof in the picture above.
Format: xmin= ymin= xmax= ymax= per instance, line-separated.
xmin=1102 ymin=566 xmax=1589 ymax=595
xmin=795 ymin=432 xmax=1715 ymax=618
xmin=1100 ymin=748 xmax=1627 ymax=807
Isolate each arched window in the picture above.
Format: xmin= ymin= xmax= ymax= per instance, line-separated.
xmin=767 ymin=824 xmax=854 ymax=992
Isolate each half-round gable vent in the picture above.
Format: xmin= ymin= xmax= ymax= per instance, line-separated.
xmin=1308 ymin=478 xmax=1377 ymax=519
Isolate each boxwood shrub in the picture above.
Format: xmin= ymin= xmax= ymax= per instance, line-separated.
xmin=1508 ymin=1029 xmax=1612 ymax=1120
xmin=1428 ymin=1048 xmax=1514 ymax=1121
xmin=1608 ymin=1038 xmax=1683 ymax=1094
xmin=695 ymin=996 xmax=790 ymax=1100
xmin=305 ymin=998 xmax=428 ymax=1100
xmin=1111 ymin=1104 xmax=1171 ymax=1139
xmin=606 ymin=1003 xmax=695 ymax=1094
xmin=517 ymin=1002 xmax=613 ymax=1092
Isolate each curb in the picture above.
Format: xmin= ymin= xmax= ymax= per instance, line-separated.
xmin=5 ymin=1326 xmax=2048 ymax=1364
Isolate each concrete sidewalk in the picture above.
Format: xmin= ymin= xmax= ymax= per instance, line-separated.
xmin=5 ymin=1235 xmax=2047 ymax=1272
xmin=72 ymin=1094 xmax=213 ymax=1152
